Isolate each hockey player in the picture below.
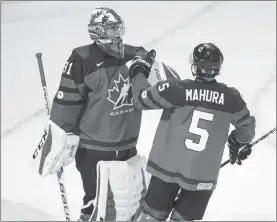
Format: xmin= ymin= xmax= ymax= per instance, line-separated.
xmin=128 ymin=44 xmax=256 ymax=221
xmin=33 ymin=7 xmax=180 ymax=221
xmin=43 ymin=7 xmax=145 ymax=221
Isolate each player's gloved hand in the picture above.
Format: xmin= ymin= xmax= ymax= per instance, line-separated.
xmin=228 ymin=131 xmax=252 ymax=165
xmin=129 ymin=49 xmax=156 ymax=80
xmin=237 ymin=145 xmax=252 ymax=165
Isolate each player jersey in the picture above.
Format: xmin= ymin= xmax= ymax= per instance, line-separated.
xmin=49 ymin=44 xmax=179 ymax=152
xmin=50 ymin=43 xmax=145 ymax=151
xmin=131 ymin=74 xmax=256 ymax=191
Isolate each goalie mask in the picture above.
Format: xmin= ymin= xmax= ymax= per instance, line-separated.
xmin=189 ymin=43 xmax=224 ymax=78
xmin=88 ymin=7 xmax=125 ymax=58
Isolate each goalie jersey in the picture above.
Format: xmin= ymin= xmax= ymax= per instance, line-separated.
xmin=131 ymin=74 xmax=256 ymax=191
xmin=49 ymin=43 xmax=178 ymax=152
xmin=50 ymin=43 xmax=144 ymax=151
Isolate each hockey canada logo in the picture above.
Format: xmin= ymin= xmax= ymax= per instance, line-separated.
xmin=107 ymin=74 xmax=134 ymax=116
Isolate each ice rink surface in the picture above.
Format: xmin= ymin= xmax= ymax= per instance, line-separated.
xmin=1 ymin=1 xmax=276 ymax=221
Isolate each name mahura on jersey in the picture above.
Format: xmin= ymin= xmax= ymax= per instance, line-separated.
xmin=186 ymin=89 xmax=224 ymax=105
xmin=107 ymin=73 xmax=135 ymax=116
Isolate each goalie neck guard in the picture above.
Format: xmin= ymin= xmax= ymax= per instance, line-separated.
xmin=88 ymin=7 xmax=125 ymax=58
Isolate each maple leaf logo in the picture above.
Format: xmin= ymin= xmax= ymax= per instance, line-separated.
xmin=107 ymin=74 xmax=133 ymax=109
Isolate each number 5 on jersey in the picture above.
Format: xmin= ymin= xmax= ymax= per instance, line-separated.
xmin=185 ymin=110 xmax=214 ymax=152
xmin=141 ymin=82 xmax=169 ymax=99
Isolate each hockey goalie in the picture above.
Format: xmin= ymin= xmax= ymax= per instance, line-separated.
xmin=31 ymin=7 xmax=180 ymax=221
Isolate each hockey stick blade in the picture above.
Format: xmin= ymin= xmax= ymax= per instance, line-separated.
xmin=221 ymin=127 xmax=276 ymax=168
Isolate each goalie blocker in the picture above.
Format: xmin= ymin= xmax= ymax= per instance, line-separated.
xmin=31 ymin=120 xmax=80 ymax=176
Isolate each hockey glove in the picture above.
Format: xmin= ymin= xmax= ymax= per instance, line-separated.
xmin=228 ymin=131 xmax=252 ymax=165
xmin=33 ymin=120 xmax=80 ymax=176
xmin=237 ymin=145 xmax=252 ymax=165
xmin=129 ymin=49 xmax=156 ymax=80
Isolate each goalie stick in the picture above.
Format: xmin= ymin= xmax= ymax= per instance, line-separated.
xmin=221 ymin=127 xmax=276 ymax=168
xmin=34 ymin=52 xmax=71 ymax=221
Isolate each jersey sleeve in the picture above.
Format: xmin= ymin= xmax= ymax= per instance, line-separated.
xmin=230 ymin=88 xmax=256 ymax=144
xmin=49 ymin=50 xmax=86 ymax=132
xmin=131 ymin=73 xmax=186 ymax=110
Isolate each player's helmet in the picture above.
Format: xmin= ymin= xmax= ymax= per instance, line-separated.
xmin=189 ymin=43 xmax=224 ymax=78
xmin=88 ymin=7 xmax=125 ymax=58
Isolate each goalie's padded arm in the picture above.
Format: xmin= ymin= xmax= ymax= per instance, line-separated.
xmin=50 ymin=50 xmax=86 ymax=133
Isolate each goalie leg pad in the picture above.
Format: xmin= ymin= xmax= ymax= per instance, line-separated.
xmin=90 ymin=154 xmax=149 ymax=221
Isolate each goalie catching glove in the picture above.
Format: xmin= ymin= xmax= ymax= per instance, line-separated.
xmin=32 ymin=120 xmax=80 ymax=176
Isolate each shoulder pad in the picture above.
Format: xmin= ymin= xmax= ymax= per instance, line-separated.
xmin=213 ymin=82 xmax=243 ymax=98
xmin=217 ymin=81 xmax=228 ymax=88
xmin=73 ymin=43 xmax=102 ymax=61
xmin=73 ymin=44 xmax=91 ymax=57
xmin=124 ymin=44 xmax=145 ymax=57
xmin=228 ymin=86 xmax=242 ymax=96
xmin=182 ymin=79 xmax=193 ymax=84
